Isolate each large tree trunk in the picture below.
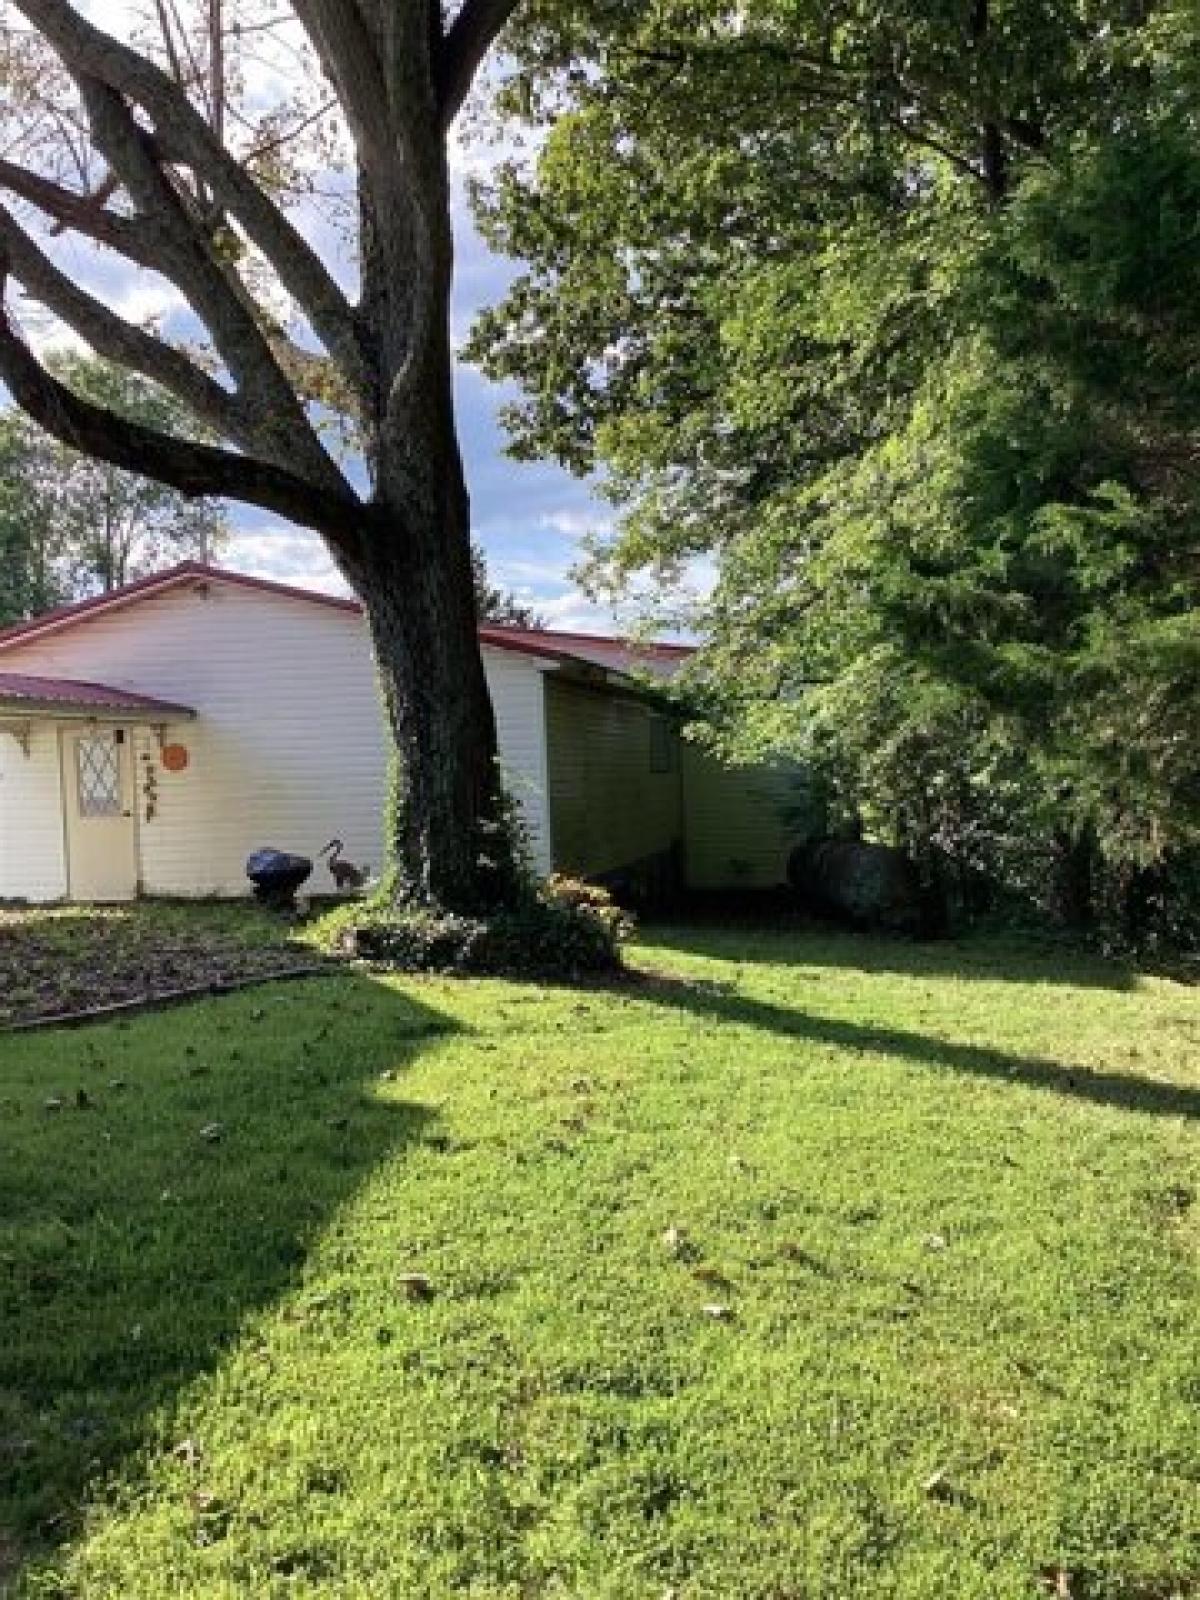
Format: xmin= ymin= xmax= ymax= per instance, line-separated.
xmin=344 ymin=203 xmax=520 ymax=913
xmin=349 ymin=492 xmax=518 ymax=914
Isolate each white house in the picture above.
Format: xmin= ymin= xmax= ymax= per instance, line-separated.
xmin=0 ymin=561 xmax=808 ymax=904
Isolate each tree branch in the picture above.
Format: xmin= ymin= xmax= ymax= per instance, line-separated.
xmin=290 ymin=0 xmax=392 ymax=166
xmin=0 ymin=158 xmax=153 ymax=261
xmin=0 ymin=202 xmax=259 ymax=447
xmin=74 ymin=72 xmax=351 ymax=491
xmin=0 ymin=261 xmax=365 ymax=545
xmin=437 ymin=0 xmax=521 ymax=127
xmin=12 ymin=0 xmax=372 ymax=398
xmin=0 ymin=148 xmax=361 ymax=467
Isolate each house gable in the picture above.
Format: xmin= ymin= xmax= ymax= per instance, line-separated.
xmin=0 ymin=561 xmax=683 ymax=682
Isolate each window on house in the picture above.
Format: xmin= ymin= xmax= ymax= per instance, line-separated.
xmin=649 ymin=713 xmax=676 ymax=775
xmin=76 ymin=733 xmax=122 ymax=817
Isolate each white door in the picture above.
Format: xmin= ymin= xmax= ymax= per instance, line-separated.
xmin=62 ymin=726 xmax=138 ymax=902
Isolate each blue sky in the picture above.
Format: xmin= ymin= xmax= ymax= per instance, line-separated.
xmin=227 ymin=194 xmax=619 ymax=630
xmin=12 ymin=7 xmax=622 ymax=631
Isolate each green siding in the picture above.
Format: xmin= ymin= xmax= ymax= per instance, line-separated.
xmin=545 ymin=679 xmax=683 ymax=877
xmin=681 ymin=746 xmax=817 ymax=889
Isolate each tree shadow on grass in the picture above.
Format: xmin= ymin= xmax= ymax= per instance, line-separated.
xmin=640 ymin=914 xmax=1139 ymax=992
xmin=0 ymin=971 xmax=452 ymax=1590
xmin=628 ymin=969 xmax=1200 ymax=1121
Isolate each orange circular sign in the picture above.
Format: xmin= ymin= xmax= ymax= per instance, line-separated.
xmin=161 ymin=743 xmax=190 ymax=773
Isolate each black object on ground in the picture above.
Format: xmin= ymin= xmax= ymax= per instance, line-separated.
xmin=789 ymin=838 xmax=943 ymax=936
xmin=246 ymin=847 xmax=313 ymax=908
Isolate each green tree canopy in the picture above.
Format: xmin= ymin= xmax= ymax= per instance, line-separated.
xmin=472 ymin=0 xmax=1200 ymax=934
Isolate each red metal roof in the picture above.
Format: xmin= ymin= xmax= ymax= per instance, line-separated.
xmin=0 ymin=561 xmax=693 ymax=679
xmin=0 ymin=672 xmax=194 ymax=718
xmin=478 ymin=624 xmax=693 ymax=678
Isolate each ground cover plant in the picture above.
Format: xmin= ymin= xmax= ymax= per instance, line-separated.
xmin=1 ymin=919 xmax=1197 ymax=1597
xmin=0 ymin=902 xmax=321 ymax=1028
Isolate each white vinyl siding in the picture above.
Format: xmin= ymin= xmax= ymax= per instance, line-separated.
xmin=0 ymin=578 xmax=553 ymax=899
xmin=487 ymin=650 xmax=553 ymax=877
xmin=0 ymin=723 xmax=67 ymax=901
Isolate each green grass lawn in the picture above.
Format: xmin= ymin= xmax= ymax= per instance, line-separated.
xmin=2 ymin=921 xmax=1198 ymax=1598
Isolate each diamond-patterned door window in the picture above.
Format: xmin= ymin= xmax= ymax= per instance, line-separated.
xmin=76 ymin=734 xmax=122 ymax=818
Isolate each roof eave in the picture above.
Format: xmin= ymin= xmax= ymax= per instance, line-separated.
xmin=0 ymin=699 xmax=195 ymax=721
xmin=0 ymin=561 xmax=696 ymax=678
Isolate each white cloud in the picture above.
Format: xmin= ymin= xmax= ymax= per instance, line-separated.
xmin=489 ymin=554 xmax=574 ymax=586
xmin=535 ymin=588 xmax=624 ymax=633
xmin=109 ymin=280 xmax=190 ymax=328
xmin=227 ymin=526 xmax=348 ymax=595
xmin=222 ymin=523 xmax=633 ymax=635
xmin=538 ymin=506 xmax=613 ymax=540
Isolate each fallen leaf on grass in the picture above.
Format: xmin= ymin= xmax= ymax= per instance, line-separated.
xmin=692 ymin=1265 xmax=733 ymax=1290
xmin=661 ymin=1224 xmax=699 ymax=1261
xmin=779 ymin=1242 xmax=830 ymax=1275
xmin=920 ymin=1468 xmax=976 ymax=1509
xmin=1037 ymin=1568 xmax=1074 ymax=1598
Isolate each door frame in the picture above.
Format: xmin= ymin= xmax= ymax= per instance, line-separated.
xmin=59 ymin=722 xmax=141 ymax=902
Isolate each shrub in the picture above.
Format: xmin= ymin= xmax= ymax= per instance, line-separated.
xmin=543 ymin=874 xmax=635 ymax=942
xmin=1089 ymin=850 xmax=1200 ymax=963
xmin=327 ymin=875 xmax=634 ymax=978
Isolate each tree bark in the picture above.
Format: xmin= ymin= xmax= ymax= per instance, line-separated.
xmin=347 ymin=474 xmax=515 ymax=914
xmin=344 ymin=196 xmax=517 ymax=914
xmin=343 ymin=40 xmax=523 ymax=917
xmin=1053 ymin=826 xmax=1095 ymax=928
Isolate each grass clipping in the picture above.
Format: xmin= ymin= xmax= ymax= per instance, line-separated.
xmin=319 ymin=875 xmax=634 ymax=978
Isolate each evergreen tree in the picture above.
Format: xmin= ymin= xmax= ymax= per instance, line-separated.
xmin=471 ymin=542 xmax=545 ymax=628
xmin=472 ymin=1 xmax=1200 ymax=939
